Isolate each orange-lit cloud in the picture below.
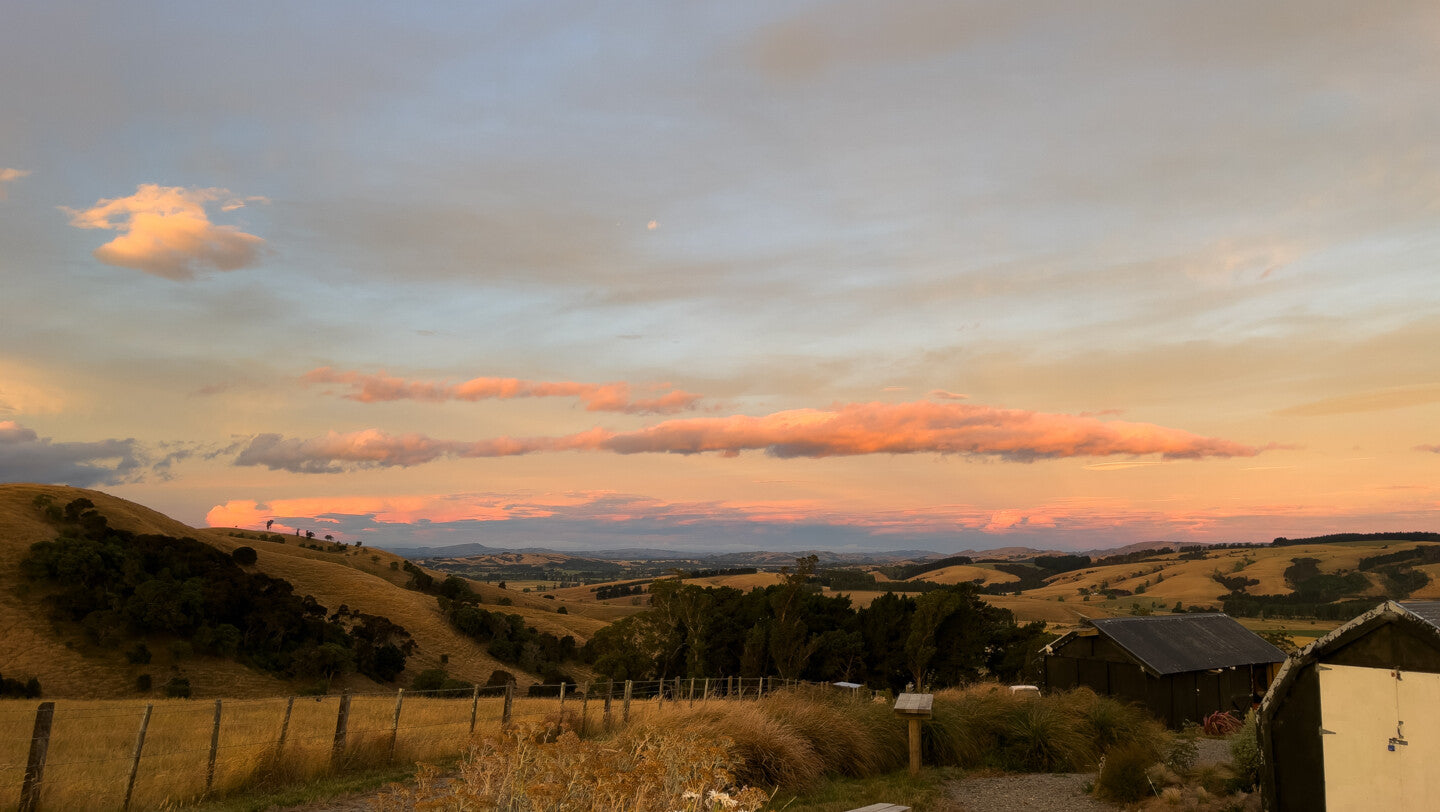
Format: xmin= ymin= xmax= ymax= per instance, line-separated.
xmin=0 ymin=168 xmax=30 ymax=199
xmin=303 ymin=367 xmax=702 ymax=414
xmin=61 ymin=184 xmax=267 ymax=280
xmin=232 ymin=400 xmax=1260 ymax=472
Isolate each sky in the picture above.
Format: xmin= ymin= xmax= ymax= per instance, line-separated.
xmin=2 ymin=2 xmax=1438 ymax=554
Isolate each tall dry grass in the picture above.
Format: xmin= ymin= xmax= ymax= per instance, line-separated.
xmin=925 ymin=683 xmax=1167 ymax=773
xmin=0 ymin=692 xmax=550 ymax=810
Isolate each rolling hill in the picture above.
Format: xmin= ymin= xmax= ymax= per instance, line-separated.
xmin=0 ymin=484 xmax=604 ymax=699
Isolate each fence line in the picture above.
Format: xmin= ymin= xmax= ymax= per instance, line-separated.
xmin=0 ymin=676 xmax=855 ymax=810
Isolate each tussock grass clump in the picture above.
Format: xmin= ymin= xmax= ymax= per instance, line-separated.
xmin=1002 ymin=699 xmax=1096 ymax=772
xmin=760 ymin=690 xmax=906 ymax=777
xmin=377 ymin=723 xmax=771 ymax=812
xmin=627 ymin=701 xmax=825 ymax=789
xmin=926 ymin=684 xmax=1018 ymax=768
xmin=926 ymin=683 xmax=1166 ymax=773
xmin=1056 ymin=686 xmax=1167 ymax=760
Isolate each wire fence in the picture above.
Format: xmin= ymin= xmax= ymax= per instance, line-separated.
xmin=0 ymin=676 xmax=852 ymax=811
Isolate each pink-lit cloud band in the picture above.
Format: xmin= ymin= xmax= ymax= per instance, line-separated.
xmin=232 ymin=400 xmax=1261 ymax=473
xmin=303 ymin=367 xmax=701 ymax=414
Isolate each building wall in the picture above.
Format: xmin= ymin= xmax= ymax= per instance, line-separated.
xmin=1045 ymin=636 xmax=1266 ymax=728
xmin=1262 ymin=618 xmax=1440 ymax=811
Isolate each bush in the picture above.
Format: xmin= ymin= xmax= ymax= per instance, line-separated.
xmin=232 ymin=546 xmax=258 ymax=565
xmin=557 ymin=606 xmax=568 ymax=614
xmin=125 ymin=643 xmax=152 ymax=665
xmin=1096 ymin=741 xmax=1157 ymax=802
xmin=165 ymin=677 xmax=192 ymax=698
xmin=135 ymin=674 xmax=152 ymax=692
xmin=1229 ymin=713 xmax=1261 ymax=791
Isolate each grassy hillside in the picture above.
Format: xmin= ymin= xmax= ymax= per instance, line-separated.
xmin=0 ymin=484 xmax=601 ymax=699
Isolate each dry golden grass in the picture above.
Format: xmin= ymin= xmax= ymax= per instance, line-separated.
xmin=0 ymin=692 xmax=533 ymax=811
xmin=981 ymin=595 xmax=1118 ymax=625
xmin=0 ymin=484 xmax=611 ymax=697
xmin=907 ymin=565 xmax=1018 ymax=586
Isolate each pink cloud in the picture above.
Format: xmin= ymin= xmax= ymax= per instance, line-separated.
xmin=233 ymin=400 xmax=1260 ymax=472
xmin=62 ymin=184 xmax=266 ymax=280
xmin=303 ymin=367 xmax=702 ymax=414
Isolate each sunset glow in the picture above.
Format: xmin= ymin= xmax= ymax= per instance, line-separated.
xmin=2 ymin=3 xmax=1436 ymax=552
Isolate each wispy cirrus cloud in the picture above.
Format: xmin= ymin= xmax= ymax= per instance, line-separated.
xmin=0 ymin=168 xmax=30 ymax=199
xmin=1276 ymin=384 xmax=1440 ymax=417
xmin=302 ymin=367 xmax=702 ymax=414
xmin=0 ymin=420 xmax=142 ymax=486
xmin=61 ymin=184 xmax=267 ymax=280
xmin=232 ymin=400 xmax=1261 ymax=473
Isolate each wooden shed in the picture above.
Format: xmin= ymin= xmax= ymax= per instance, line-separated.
xmin=1043 ymin=614 xmax=1285 ymax=728
xmin=1258 ymin=600 xmax=1440 ymax=812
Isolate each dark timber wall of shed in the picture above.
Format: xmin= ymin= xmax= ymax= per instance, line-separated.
xmin=1045 ymin=635 xmax=1267 ymax=728
xmin=1264 ymin=619 xmax=1440 ymax=812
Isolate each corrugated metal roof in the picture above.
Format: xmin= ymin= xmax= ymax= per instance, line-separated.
xmin=1398 ymin=601 xmax=1440 ymax=629
xmin=1088 ymin=614 xmax=1286 ymax=676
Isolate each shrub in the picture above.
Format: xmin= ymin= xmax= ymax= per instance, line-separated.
xmin=1229 ymin=713 xmax=1261 ymax=792
xmin=1096 ymin=741 xmax=1157 ymax=802
xmin=1166 ymin=723 xmax=1201 ymax=773
xmin=135 ymin=673 xmax=152 ymax=692
xmin=557 ymin=605 xmax=568 ymax=614
xmin=125 ymin=642 xmax=152 ymax=665
xmin=165 ymin=677 xmax=192 ymax=698
xmin=232 ymin=546 xmax=258 ymax=565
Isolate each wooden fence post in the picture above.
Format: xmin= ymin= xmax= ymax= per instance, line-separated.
xmin=469 ymin=685 xmax=480 ymax=735
xmin=658 ymin=678 xmax=665 ymax=709
xmin=205 ymin=699 xmax=222 ymax=795
xmin=603 ymin=680 xmax=613 ymax=729
xmin=277 ymin=696 xmax=295 ymax=755
xmin=20 ymin=701 xmax=55 ymax=812
xmin=389 ymin=689 xmax=405 ymax=761
xmin=727 ymin=675 xmax=734 ymax=698
xmin=689 ymin=677 xmax=696 ymax=706
xmin=502 ymin=681 xmax=514 ymax=725
xmin=332 ymin=691 xmax=351 ymax=767
xmin=558 ymin=682 xmax=567 ymax=722
xmin=580 ymin=682 xmax=590 ymax=735
xmin=623 ymin=680 xmax=633 ymax=723
xmin=703 ymin=677 xmax=710 ymax=702
xmin=122 ymin=703 xmax=153 ymax=812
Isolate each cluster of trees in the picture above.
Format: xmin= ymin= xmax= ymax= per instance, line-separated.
xmin=23 ymin=497 xmax=413 ymax=685
xmin=1273 ymin=532 xmax=1440 ymax=547
xmin=594 ymin=581 xmax=649 ymax=600
xmin=581 ymin=556 xmax=1052 ymax=693
xmin=0 ymin=673 xmax=41 ymax=698
xmin=410 ymin=571 xmax=579 ymax=683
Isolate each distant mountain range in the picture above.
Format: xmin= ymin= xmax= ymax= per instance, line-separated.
xmin=383 ymin=539 xmax=1203 ymax=565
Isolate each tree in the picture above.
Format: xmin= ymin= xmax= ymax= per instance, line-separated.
xmin=232 ymin=546 xmax=258 ymax=566
xmin=769 ymin=555 xmax=821 ymax=679
xmin=305 ymin=530 xmax=315 ymax=540
xmin=324 ymin=534 xmax=333 ymax=543
xmin=266 ymin=519 xmax=274 ymax=531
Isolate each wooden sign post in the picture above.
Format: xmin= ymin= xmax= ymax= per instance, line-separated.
xmin=893 ymin=693 xmax=933 ymax=777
